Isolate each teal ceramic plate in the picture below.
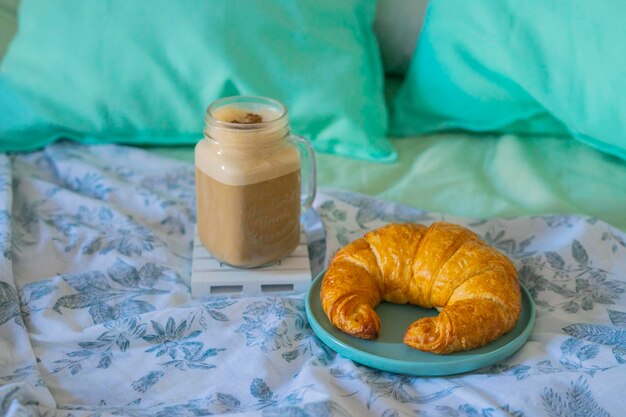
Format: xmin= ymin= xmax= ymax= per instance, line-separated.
xmin=305 ymin=270 xmax=536 ymax=376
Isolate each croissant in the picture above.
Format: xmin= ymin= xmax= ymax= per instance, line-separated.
xmin=320 ymin=222 xmax=521 ymax=354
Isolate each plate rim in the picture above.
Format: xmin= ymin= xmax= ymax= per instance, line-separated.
xmin=305 ymin=269 xmax=537 ymax=376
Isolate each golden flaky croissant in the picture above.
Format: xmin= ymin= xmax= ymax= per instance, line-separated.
xmin=320 ymin=222 xmax=521 ymax=354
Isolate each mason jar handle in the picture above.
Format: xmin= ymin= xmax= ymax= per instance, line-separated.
xmin=288 ymin=134 xmax=316 ymax=211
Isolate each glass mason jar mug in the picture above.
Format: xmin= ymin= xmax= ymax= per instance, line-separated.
xmin=195 ymin=96 xmax=316 ymax=268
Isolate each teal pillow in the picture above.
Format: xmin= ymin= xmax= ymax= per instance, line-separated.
xmin=391 ymin=0 xmax=626 ymax=161
xmin=0 ymin=0 xmax=396 ymax=162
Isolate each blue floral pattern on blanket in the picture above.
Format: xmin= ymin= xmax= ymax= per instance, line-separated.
xmin=1 ymin=142 xmax=625 ymax=417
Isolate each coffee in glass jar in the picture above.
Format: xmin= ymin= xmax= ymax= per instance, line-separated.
xmin=195 ymin=96 xmax=316 ymax=268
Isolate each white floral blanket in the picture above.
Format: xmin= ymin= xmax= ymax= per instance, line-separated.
xmin=1 ymin=142 xmax=625 ymax=417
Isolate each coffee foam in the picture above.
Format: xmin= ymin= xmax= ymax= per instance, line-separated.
xmin=212 ymin=104 xmax=282 ymax=124
xmin=197 ymin=103 xmax=300 ymax=186
xmin=195 ymin=139 xmax=300 ymax=186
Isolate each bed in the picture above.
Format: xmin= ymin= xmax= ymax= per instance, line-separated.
xmin=1 ymin=1 xmax=626 ymax=416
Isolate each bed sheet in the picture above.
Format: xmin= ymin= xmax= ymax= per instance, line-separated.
xmin=150 ymin=132 xmax=626 ymax=233
xmin=1 ymin=141 xmax=625 ymax=416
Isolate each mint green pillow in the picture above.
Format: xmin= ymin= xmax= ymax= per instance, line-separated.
xmin=391 ymin=0 xmax=626 ymax=161
xmin=0 ymin=0 xmax=396 ymax=162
